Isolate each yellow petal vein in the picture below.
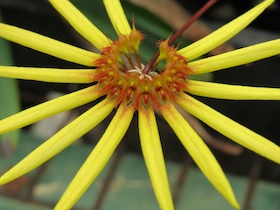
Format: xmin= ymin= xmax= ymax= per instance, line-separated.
xmin=0 ymin=85 xmax=102 ymax=134
xmin=0 ymin=98 xmax=116 ymax=185
xmin=178 ymin=0 xmax=274 ymax=61
xmin=49 ymin=0 xmax=111 ymax=50
xmin=0 ymin=66 xmax=96 ymax=83
xmin=187 ymin=79 xmax=280 ymax=100
xmin=188 ymin=38 xmax=280 ymax=74
xmin=159 ymin=102 xmax=239 ymax=209
xmin=0 ymin=23 xmax=99 ymax=66
xmin=54 ymin=102 xmax=134 ymax=210
xmin=103 ymin=0 xmax=131 ymax=35
xmin=177 ymin=94 xmax=280 ymax=165
xmin=138 ymin=107 xmax=174 ymax=210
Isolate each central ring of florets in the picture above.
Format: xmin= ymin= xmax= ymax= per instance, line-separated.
xmin=93 ymin=26 xmax=191 ymax=110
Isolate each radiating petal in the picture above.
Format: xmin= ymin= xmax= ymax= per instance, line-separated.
xmin=177 ymin=94 xmax=280 ymax=165
xmin=159 ymin=102 xmax=239 ymax=209
xmin=49 ymin=0 xmax=111 ymax=50
xmin=103 ymin=0 xmax=131 ymax=35
xmin=0 ymin=85 xmax=102 ymax=134
xmin=178 ymin=0 xmax=274 ymax=61
xmin=54 ymin=102 xmax=134 ymax=210
xmin=138 ymin=107 xmax=174 ymax=210
xmin=0 ymin=23 xmax=99 ymax=66
xmin=187 ymin=79 xmax=280 ymax=100
xmin=188 ymin=39 xmax=280 ymax=74
xmin=0 ymin=66 xmax=96 ymax=83
xmin=0 ymin=98 xmax=116 ymax=185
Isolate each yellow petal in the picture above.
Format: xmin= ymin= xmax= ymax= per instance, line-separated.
xmin=0 ymin=23 xmax=99 ymax=66
xmin=178 ymin=0 xmax=274 ymax=61
xmin=0 ymin=98 xmax=116 ymax=185
xmin=0 ymin=85 xmax=102 ymax=134
xmin=159 ymin=102 xmax=239 ymax=209
xmin=0 ymin=66 xmax=96 ymax=83
xmin=187 ymin=79 xmax=280 ymax=100
xmin=54 ymin=102 xmax=134 ymax=210
xmin=188 ymin=39 xmax=280 ymax=74
xmin=49 ymin=0 xmax=111 ymax=50
xmin=103 ymin=0 xmax=131 ymax=35
xmin=177 ymin=94 xmax=280 ymax=165
xmin=138 ymin=107 xmax=174 ymax=210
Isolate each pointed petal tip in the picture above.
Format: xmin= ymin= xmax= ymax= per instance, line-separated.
xmin=0 ymin=170 xmax=19 ymax=186
xmin=138 ymin=107 xmax=175 ymax=210
xmin=54 ymin=103 xmax=134 ymax=210
xmin=159 ymin=102 xmax=241 ymax=210
xmin=226 ymin=193 xmax=240 ymax=210
xmin=178 ymin=0 xmax=275 ymax=60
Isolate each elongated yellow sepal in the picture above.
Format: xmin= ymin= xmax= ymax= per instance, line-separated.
xmin=178 ymin=0 xmax=274 ymax=61
xmin=54 ymin=103 xmax=134 ymax=210
xmin=187 ymin=79 xmax=280 ymax=100
xmin=177 ymin=94 xmax=280 ymax=165
xmin=159 ymin=102 xmax=239 ymax=209
xmin=0 ymin=85 xmax=102 ymax=134
xmin=0 ymin=98 xmax=116 ymax=185
xmin=49 ymin=0 xmax=111 ymax=50
xmin=188 ymin=38 xmax=280 ymax=74
xmin=0 ymin=66 xmax=96 ymax=83
xmin=0 ymin=23 xmax=99 ymax=66
xmin=138 ymin=107 xmax=174 ymax=210
xmin=103 ymin=0 xmax=131 ymax=35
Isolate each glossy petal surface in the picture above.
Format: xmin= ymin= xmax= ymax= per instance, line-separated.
xmin=139 ymin=107 xmax=174 ymax=210
xmin=178 ymin=0 xmax=274 ymax=61
xmin=54 ymin=103 xmax=134 ymax=210
xmin=103 ymin=0 xmax=131 ymax=35
xmin=187 ymin=80 xmax=280 ymax=100
xmin=177 ymin=94 xmax=280 ymax=165
xmin=0 ymin=99 xmax=116 ymax=185
xmin=160 ymin=103 xmax=239 ymax=209
xmin=0 ymin=23 xmax=99 ymax=66
xmin=50 ymin=0 xmax=111 ymax=50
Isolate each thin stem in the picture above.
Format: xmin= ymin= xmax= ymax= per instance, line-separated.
xmin=142 ymin=51 xmax=160 ymax=74
xmin=142 ymin=0 xmax=218 ymax=74
xmin=169 ymin=0 xmax=218 ymax=45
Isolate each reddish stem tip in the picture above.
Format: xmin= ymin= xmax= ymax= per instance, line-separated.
xmin=142 ymin=0 xmax=218 ymax=74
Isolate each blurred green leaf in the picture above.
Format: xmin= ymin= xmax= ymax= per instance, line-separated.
xmin=0 ymin=10 xmax=21 ymax=155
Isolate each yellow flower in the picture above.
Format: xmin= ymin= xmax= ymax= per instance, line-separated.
xmin=0 ymin=0 xmax=280 ymax=209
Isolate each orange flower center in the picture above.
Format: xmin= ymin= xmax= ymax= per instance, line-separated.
xmin=93 ymin=26 xmax=192 ymax=110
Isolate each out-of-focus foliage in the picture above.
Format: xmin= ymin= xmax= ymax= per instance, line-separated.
xmin=0 ymin=11 xmax=20 ymax=155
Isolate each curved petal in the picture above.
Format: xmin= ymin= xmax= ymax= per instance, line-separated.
xmin=49 ymin=0 xmax=111 ymax=50
xmin=178 ymin=0 xmax=274 ymax=61
xmin=103 ymin=0 xmax=131 ymax=35
xmin=54 ymin=102 xmax=134 ymax=210
xmin=0 ymin=85 xmax=102 ymax=134
xmin=188 ymin=39 xmax=280 ymax=74
xmin=138 ymin=107 xmax=174 ymax=210
xmin=187 ymin=79 xmax=280 ymax=100
xmin=177 ymin=94 xmax=280 ymax=165
xmin=159 ymin=102 xmax=239 ymax=209
xmin=0 ymin=66 xmax=96 ymax=83
xmin=0 ymin=98 xmax=116 ymax=185
xmin=0 ymin=23 xmax=99 ymax=66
